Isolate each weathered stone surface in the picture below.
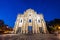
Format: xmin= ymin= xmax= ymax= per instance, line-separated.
xmin=0 ymin=34 xmax=60 ymax=40
xmin=14 ymin=9 xmax=47 ymax=34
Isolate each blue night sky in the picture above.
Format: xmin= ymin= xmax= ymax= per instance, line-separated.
xmin=0 ymin=0 xmax=60 ymax=28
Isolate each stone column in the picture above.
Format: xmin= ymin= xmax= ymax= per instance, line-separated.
xmin=32 ymin=19 xmax=34 ymax=34
xmin=22 ymin=23 xmax=25 ymax=34
xmin=14 ymin=20 xmax=19 ymax=34
xmin=25 ymin=23 xmax=26 ymax=34
xmin=25 ymin=21 xmax=28 ymax=34
xmin=43 ymin=22 xmax=46 ymax=33
xmin=42 ymin=20 xmax=46 ymax=33
xmin=40 ymin=14 xmax=46 ymax=33
xmin=35 ymin=23 xmax=37 ymax=34
xmin=21 ymin=25 xmax=23 ymax=34
xmin=24 ymin=23 xmax=25 ymax=34
xmin=37 ymin=25 xmax=40 ymax=33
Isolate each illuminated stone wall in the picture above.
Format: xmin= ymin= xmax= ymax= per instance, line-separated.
xmin=13 ymin=9 xmax=47 ymax=34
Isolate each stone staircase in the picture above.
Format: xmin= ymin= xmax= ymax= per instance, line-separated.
xmin=0 ymin=34 xmax=60 ymax=40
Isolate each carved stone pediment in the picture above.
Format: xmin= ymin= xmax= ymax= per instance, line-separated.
xmin=24 ymin=8 xmax=37 ymax=17
xmin=14 ymin=8 xmax=47 ymax=34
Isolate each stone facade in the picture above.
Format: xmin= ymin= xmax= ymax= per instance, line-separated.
xmin=13 ymin=9 xmax=47 ymax=34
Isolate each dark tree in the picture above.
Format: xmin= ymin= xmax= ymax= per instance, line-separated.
xmin=0 ymin=20 xmax=4 ymax=29
xmin=47 ymin=18 xmax=60 ymax=34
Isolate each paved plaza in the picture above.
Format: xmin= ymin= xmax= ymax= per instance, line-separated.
xmin=0 ymin=34 xmax=60 ymax=40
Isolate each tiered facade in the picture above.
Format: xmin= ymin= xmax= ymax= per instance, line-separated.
xmin=13 ymin=9 xmax=47 ymax=34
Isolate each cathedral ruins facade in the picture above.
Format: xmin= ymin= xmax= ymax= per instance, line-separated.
xmin=13 ymin=9 xmax=47 ymax=34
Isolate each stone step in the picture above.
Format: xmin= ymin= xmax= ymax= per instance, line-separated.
xmin=0 ymin=34 xmax=60 ymax=40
